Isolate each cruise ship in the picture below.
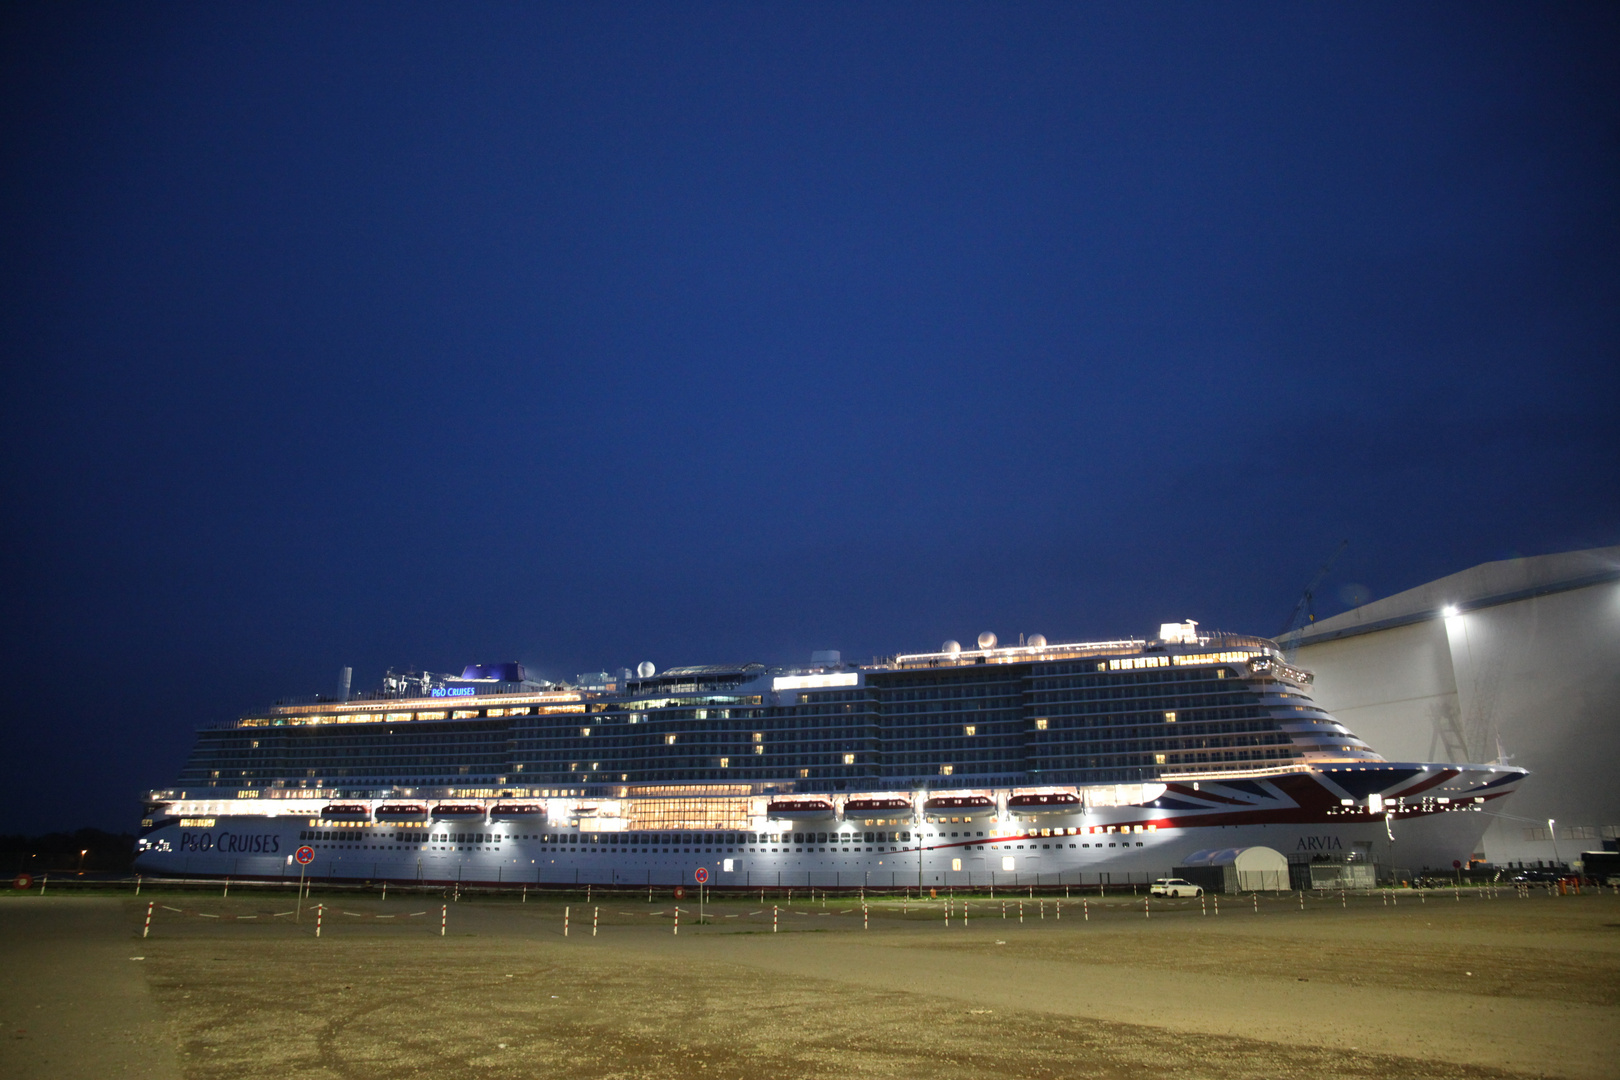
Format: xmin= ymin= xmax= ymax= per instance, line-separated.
xmin=134 ymin=622 xmax=1525 ymax=890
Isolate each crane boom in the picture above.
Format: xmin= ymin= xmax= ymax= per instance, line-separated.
xmin=1277 ymin=539 xmax=1348 ymax=649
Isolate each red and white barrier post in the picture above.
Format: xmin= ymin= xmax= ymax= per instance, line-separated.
xmin=142 ymin=901 xmax=154 ymax=938
xmin=440 ymin=904 xmax=447 ymax=937
xmin=316 ymin=903 xmax=324 ymax=938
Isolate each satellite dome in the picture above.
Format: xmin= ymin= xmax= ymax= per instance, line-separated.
xmin=636 ymin=661 xmax=655 ymax=679
xmin=1027 ymin=633 xmax=1047 ymax=648
xmin=977 ymin=631 xmax=997 ymax=649
xmin=941 ymin=640 xmax=961 ymax=655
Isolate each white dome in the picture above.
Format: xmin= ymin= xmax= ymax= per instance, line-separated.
xmin=636 ymin=661 xmax=655 ymax=679
xmin=1027 ymin=633 xmax=1047 ymax=649
xmin=941 ymin=640 xmax=961 ymax=655
xmin=977 ymin=631 xmax=997 ymax=649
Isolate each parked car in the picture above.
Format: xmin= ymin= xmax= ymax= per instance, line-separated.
xmin=1150 ymin=877 xmax=1203 ymax=897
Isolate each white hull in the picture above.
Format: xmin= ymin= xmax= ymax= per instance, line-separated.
xmin=136 ymin=763 xmax=1519 ymax=888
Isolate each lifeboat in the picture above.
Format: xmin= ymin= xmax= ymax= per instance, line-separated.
xmin=923 ymin=794 xmax=995 ymax=813
xmin=491 ymin=803 xmax=544 ymax=818
xmin=1008 ymin=792 xmax=1081 ymax=813
xmin=843 ymin=797 xmax=913 ymax=815
xmin=432 ymin=803 xmax=487 ymax=819
xmin=321 ymin=803 xmax=372 ymax=819
xmin=767 ymin=799 xmax=836 ymax=819
xmin=374 ymin=803 xmax=429 ymax=820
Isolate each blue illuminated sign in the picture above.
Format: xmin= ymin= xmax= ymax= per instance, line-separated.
xmin=430 ymin=687 xmax=477 ymax=698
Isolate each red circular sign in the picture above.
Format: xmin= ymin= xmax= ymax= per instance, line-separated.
xmin=12 ymin=873 xmax=33 ymax=891
xmin=694 ymin=867 xmax=708 ymax=884
xmin=1452 ymin=860 xmax=1462 ymax=869
xmin=673 ymin=885 xmax=685 ymax=899
xmin=295 ymin=845 xmax=316 ymax=866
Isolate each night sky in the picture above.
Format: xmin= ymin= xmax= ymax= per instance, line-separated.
xmin=2 ymin=5 xmax=1616 ymax=835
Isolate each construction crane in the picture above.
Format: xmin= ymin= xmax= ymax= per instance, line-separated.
xmin=1276 ymin=539 xmax=1348 ymax=657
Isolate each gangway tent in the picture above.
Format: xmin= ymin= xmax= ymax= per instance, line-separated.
xmin=1174 ymin=846 xmax=1289 ymax=893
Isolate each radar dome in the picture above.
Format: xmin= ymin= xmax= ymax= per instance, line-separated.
xmin=941 ymin=640 xmax=961 ymax=655
xmin=636 ymin=661 xmax=655 ymax=679
xmin=977 ymin=631 xmax=997 ymax=649
xmin=1027 ymin=633 xmax=1047 ymax=648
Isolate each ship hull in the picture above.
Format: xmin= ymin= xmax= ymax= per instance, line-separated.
xmin=135 ymin=762 xmax=1521 ymax=888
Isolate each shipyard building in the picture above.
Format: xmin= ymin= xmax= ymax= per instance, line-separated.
xmin=1284 ymin=545 xmax=1620 ymax=867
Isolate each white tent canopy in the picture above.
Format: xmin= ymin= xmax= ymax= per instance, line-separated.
xmin=1176 ymin=846 xmax=1289 ymax=892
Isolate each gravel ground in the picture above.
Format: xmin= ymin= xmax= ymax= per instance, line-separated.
xmin=3 ymin=887 xmax=1616 ymax=1079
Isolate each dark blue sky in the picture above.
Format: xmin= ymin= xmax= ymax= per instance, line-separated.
xmin=3 ymin=4 xmax=1616 ymax=834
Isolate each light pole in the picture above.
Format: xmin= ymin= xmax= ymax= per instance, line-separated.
xmin=1547 ymin=818 xmax=1562 ymax=870
xmin=78 ymin=849 xmax=87 ymax=874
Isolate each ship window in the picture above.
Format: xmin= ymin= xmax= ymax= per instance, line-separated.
xmin=794 ymin=833 xmax=804 ymax=844
xmin=816 ymin=832 xmax=827 ymax=843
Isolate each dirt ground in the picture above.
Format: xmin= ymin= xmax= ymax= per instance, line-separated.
xmin=2 ymin=886 xmax=1617 ymax=1079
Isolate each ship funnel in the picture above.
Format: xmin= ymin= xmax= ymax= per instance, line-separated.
xmin=339 ymin=666 xmax=352 ymax=702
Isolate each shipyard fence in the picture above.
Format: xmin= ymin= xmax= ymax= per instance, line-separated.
xmin=103 ymin=876 xmax=1619 ymax=941
xmin=10 ymin=871 xmax=1616 ymax=909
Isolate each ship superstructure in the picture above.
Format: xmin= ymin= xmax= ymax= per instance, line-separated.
xmin=134 ymin=622 xmax=1525 ymax=888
